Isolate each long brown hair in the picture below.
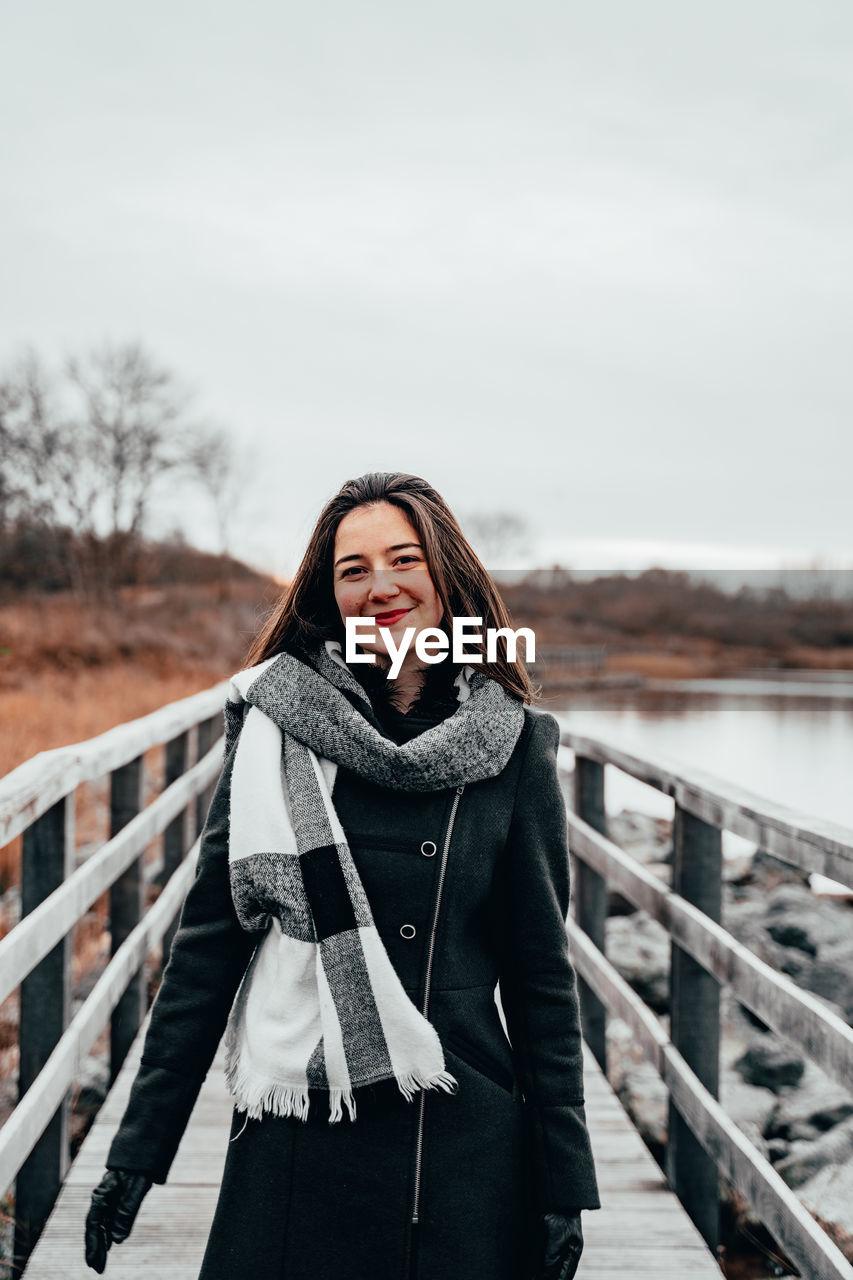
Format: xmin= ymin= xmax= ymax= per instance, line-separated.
xmin=245 ymin=471 xmax=539 ymax=705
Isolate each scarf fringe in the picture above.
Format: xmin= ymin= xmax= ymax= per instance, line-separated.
xmin=394 ymin=1068 xmax=459 ymax=1103
xmin=224 ymin=1049 xmax=312 ymax=1122
xmin=224 ymin=1044 xmax=458 ymax=1125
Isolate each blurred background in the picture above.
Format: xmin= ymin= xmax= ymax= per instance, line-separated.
xmin=1 ymin=3 xmax=852 ymax=1275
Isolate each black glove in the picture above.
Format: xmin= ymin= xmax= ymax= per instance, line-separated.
xmin=537 ymin=1211 xmax=584 ymax=1280
xmin=84 ymin=1169 xmax=152 ymax=1273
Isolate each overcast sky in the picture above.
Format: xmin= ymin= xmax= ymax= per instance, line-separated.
xmin=2 ymin=1 xmax=851 ymax=576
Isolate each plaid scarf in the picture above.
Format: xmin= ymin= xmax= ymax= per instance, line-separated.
xmin=222 ymin=640 xmax=525 ymax=1124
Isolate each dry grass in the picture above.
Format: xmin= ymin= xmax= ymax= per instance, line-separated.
xmin=0 ymin=664 xmax=228 ymax=780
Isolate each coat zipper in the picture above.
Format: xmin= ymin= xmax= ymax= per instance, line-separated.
xmin=410 ymin=783 xmax=465 ymax=1252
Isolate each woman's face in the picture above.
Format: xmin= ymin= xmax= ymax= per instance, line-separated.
xmin=332 ymin=501 xmax=444 ymax=665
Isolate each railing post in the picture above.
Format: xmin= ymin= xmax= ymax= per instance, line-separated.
xmin=666 ymin=803 xmax=722 ymax=1253
xmin=13 ymin=794 xmax=74 ymax=1268
xmin=161 ymin=731 xmax=194 ymax=964
xmin=572 ymin=755 xmax=608 ymax=1072
xmin=195 ymin=715 xmax=220 ymax=837
xmin=109 ymin=755 xmax=145 ymax=1083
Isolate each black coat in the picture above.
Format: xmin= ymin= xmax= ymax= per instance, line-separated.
xmin=106 ymin=681 xmax=601 ymax=1280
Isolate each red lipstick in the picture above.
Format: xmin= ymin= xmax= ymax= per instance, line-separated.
xmin=370 ymin=608 xmax=412 ymax=625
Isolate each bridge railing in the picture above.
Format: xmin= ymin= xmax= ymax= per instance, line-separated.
xmin=557 ymin=720 xmax=853 ymax=1280
xmin=0 ymin=682 xmax=230 ymax=1271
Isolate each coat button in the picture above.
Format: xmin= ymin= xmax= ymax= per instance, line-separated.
xmin=400 ymin=924 xmax=416 ymax=939
xmin=420 ymin=840 xmax=437 ymax=857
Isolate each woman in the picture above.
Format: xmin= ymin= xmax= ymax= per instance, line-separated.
xmin=85 ymin=471 xmax=601 ymax=1280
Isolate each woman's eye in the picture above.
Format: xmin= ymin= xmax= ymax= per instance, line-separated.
xmin=340 ymin=557 xmax=420 ymax=578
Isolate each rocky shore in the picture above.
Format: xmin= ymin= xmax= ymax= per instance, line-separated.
xmin=597 ymin=809 xmax=853 ymax=1271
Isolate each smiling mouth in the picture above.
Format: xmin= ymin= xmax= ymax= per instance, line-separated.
xmin=369 ymin=608 xmax=413 ymax=625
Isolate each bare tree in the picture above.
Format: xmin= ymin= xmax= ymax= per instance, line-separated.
xmin=0 ymin=340 xmax=226 ymax=596
xmin=66 ymin=342 xmax=201 ymax=540
xmin=183 ymin=424 xmax=248 ymax=598
xmin=460 ymin=510 xmax=532 ymax=569
xmin=184 ymin=425 xmax=240 ymax=556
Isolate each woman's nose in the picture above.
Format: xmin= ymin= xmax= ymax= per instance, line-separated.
xmin=367 ymin=572 xmax=400 ymax=600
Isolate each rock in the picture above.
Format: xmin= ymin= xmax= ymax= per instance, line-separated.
xmin=604 ymin=1016 xmax=645 ymax=1096
xmin=763 ymin=1059 xmax=853 ymax=1141
xmin=607 ymin=811 xmax=672 ymax=867
xmin=719 ymin=1068 xmax=776 ymax=1159
xmin=605 ymin=911 xmax=670 ymax=1012
xmin=724 ymin=900 xmax=790 ymax=969
xmin=764 ymin=883 xmax=853 ymax=952
xmin=723 ymin=851 xmax=756 ymax=885
xmin=797 ymin=1153 xmax=853 ymax=1245
xmin=720 ymin=989 xmax=769 ymax=1066
xmin=75 ymin=1053 xmax=110 ymax=1111
xmin=616 ymin=1059 xmax=669 ymax=1149
xmin=765 ymin=921 xmax=817 ymax=955
xmin=799 ymin=956 xmax=853 ymax=1025
xmin=751 ymin=849 xmax=810 ymax=891
xmin=733 ymin=1034 xmax=805 ymax=1092
xmin=774 ymin=1115 xmax=853 ymax=1189
xmin=719 ymin=1068 xmax=777 ymax=1139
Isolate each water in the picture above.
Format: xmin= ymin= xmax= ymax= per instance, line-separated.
xmin=545 ymin=676 xmax=853 ymax=888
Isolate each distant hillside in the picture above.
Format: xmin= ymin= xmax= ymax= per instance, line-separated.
xmin=0 ymin=518 xmax=269 ymax=598
xmin=501 ymin=568 xmax=853 ymax=665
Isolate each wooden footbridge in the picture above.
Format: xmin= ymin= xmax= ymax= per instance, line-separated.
xmin=1 ymin=684 xmax=853 ymax=1279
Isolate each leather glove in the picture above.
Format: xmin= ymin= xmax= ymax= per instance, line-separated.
xmin=84 ymin=1169 xmax=152 ymax=1273
xmin=537 ymin=1211 xmax=584 ymax=1280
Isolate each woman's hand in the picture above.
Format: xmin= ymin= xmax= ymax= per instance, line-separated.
xmin=537 ymin=1211 xmax=584 ymax=1280
xmin=84 ymin=1169 xmax=152 ymax=1273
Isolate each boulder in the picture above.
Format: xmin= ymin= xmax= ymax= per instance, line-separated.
xmin=605 ymin=911 xmax=670 ymax=1012
xmin=764 ymin=883 xmax=853 ymax=952
xmin=774 ymin=1115 xmax=853 ymax=1189
xmin=719 ymin=1067 xmax=777 ymax=1139
xmin=724 ymin=899 xmax=790 ymax=969
xmin=798 ymin=956 xmax=853 ymax=1025
xmin=763 ymin=1059 xmax=853 ymax=1141
xmin=797 ymin=1154 xmax=853 ymax=1251
xmin=604 ymin=1015 xmax=646 ymax=1095
xmin=733 ymin=1034 xmax=805 ymax=1092
xmin=765 ymin=1137 xmax=790 ymax=1164
xmin=616 ymin=1059 xmax=669 ymax=1149
xmin=607 ymin=811 xmax=672 ymax=867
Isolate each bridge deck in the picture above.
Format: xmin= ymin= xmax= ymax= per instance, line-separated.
xmin=25 ymin=1024 xmax=722 ymax=1278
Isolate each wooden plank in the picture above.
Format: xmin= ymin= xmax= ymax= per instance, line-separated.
xmin=0 ymin=682 xmax=229 ymax=846
xmin=556 ymin=721 xmax=853 ymax=884
xmin=0 ymin=745 xmax=221 ymax=1008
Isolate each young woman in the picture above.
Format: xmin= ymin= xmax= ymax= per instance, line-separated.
xmin=85 ymin=472 xmax=601 ymax=1280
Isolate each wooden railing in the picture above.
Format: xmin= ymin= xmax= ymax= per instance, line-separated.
xmin=0 ymin=682 xmax=230 ymax=1272
xmin=557 ymin=719 xmax=853 ymax=1280
xmin=3 ymin=685 xmax=852 ymax=1279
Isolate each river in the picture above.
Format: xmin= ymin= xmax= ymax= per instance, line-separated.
xmin=545 ymin=672 xmax=853 ymax=889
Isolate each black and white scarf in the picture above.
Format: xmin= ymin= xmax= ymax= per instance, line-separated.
xmin=222 ymin=640 xmax=525 ymax=1124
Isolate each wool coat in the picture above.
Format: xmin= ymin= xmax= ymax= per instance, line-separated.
xmin=105 ymin=675 xmax=601 ymax=1280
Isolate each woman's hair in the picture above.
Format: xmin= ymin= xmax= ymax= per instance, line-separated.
xmin=245 ymin=471 xmax=539 ymax=704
